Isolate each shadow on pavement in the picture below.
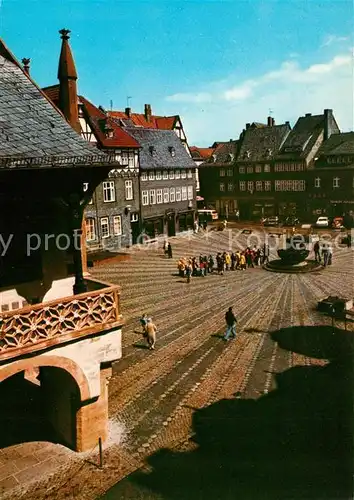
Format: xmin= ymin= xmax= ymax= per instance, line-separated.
xmin=102 ymin=326 xmax=353 ymax=500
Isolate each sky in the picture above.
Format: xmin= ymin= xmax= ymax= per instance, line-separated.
xmin=1 ymin=0 xmax=353 ymax=146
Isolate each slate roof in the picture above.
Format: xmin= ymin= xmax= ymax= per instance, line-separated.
xmin=275 ymin=112 xmax=340 ymax=160
xmin=126 ymin=128 xmax=195 ymax=170
xmin=201 ymin=140 xmax=240 ymax=167
xmin=79 ymin=96 xmax=141 ymax=149
xmin=315 ymin=132 xmax=354 ymax=157
xmin=237 ymin=124 xmax=291 ymax=163
xmin=0 ymin=41 xmax=110 ymax=169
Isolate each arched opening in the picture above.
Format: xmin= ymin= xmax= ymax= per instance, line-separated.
xmin=0 ymin=366 xmax=80 ymax=450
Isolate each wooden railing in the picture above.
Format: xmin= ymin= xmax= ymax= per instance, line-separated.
xmin=0 ymin=282 xmax=122 ymax=361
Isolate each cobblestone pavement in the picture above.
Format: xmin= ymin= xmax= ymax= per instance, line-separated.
xmin=3 ymin=229 xmax=353 ymax=500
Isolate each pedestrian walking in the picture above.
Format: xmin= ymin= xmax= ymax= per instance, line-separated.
xmin=145 ymin=318 xmax=157 ymax=350
xmin=223 ymin=306 xmax=237 ymax=341
xmin=167 ymin=243 xmax=173 ymax=258
xmin=314 ymin=241 xmax=320 ymax=263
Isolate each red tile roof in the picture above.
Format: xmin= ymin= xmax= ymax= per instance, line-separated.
xmin=79 ymin=96 xmax=140 ymax=149
xmin=108 ymin=110 xmax=178 ymax=130
xmin=190 ymin=146 xmax=215 ymax=159
xmin=42 ymin=84 xmax=60 ymax=106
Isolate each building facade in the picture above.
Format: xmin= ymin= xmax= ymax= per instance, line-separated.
xmin=127 ymin=128 xmax=197 ymax=238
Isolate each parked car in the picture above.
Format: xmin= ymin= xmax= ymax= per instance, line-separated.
xmin=315 ymin=216 xmax=329 ymax=227
xmin=282 ymin=216 xmax=300 ymax=227
xmin=262 ymin=216 xmax=279 ymax=226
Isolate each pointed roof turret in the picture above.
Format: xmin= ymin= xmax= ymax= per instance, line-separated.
xmin=58 ymin=28 xmax=78 ymax=80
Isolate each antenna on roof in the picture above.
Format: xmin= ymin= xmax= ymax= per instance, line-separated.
xmin=127 ymin=96 xmax=132 ymax=107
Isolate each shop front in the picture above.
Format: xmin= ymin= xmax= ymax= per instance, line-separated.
xmin=143 ymin=216 xmax=164 ymax=239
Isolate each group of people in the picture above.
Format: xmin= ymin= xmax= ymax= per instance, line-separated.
xmin=177 ymin=245 xmax=270 ymax=280
xmin=313 ymin=241 xmax=333 ymax=267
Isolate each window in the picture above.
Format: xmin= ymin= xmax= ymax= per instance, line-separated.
xmin=163 ymin=170 xmax=169 ymax=180
xmin=239 ymin=181 xmax=246 ymax=191
xmin=220 ymin=183 xmax=225 ymax=192
xmin=182 ymin=186 xmax=187 ymax=200
xmin=125 ymin=180 xmax=133 ymax=200
xmin=247 ymin=181 xmax=254 ymax=192
xmin=156 ymin=189 xmax=163 ymax=204
xmin=103 ymin=181 xmax=115 ymax=202
xmin=181 ymin=169 xmax=187 ymax=179
xmin=255 ymin=181 xmax=263 ymax=191
xmin=169 ymin=146 xmax=175 ymax=157
xmin=128 ymin=153 xmax=135 ymax=167
xmin=187 ymin=169 xmax=193 ymax=178
xmin=141 ymin=172 xmax=148 ymax=181
xmin=156 ymin=170 xmax=162 ymax=180
xmin=149 ymin=146 xmax=156 ymax=156
xmin=227 ymin=168 xmax=233 ymax=177
xmin=227 ymin=183 xmax=234 ymax=191
xmin=314 ymin=177 xmax=321 ymax=188
xmin=274 ymin=180 xmax=306 ymax=191
xmin=83 ymin=182 xmax=89 ymax=192
xmin=333 ymin=177 xmax=340 ymax=188
xmin=163 ymin=188 xmax=169 ymax=203
xmin=176 ymin=187 xmax=182 ymax=201
xmin=264 ymin=181 xmax=271 ymax=191
xmin=239 ymin=166 xmax=245 ymax=174
xmin=187 ymin=186 xmax=193 ymax=200
xmin=149 ymin=189 xmax=156 ymax=204
xmin=113 ymin=215 xmax=122 ymax=236
xmin=121 ymin=152 xmax=128 ymax=165
xmin=131 ymin=213 xmax=139 ymax=222
xmin=255 ymin=165 xmax=262 ymax=173
xmin=149 ymin=171 xmax=155 ymax=181
xmin=170 ymin=187 xmax=175 ymax=202
xmin=220 ymin=169 xmax=225 ymax=177
xmin=247 ymin=166 xmax=253 ymax=174
xmin=175 ymin=170 xmax=181 ymax=179
xmin=85 ymin=218 xmax=96 ymax=241
xmin=264 ymin=164 xmax=270 ymax=172
xmin=142 ymin=190 xmax=149 ymax=205
xmin=169 ymin=170 xmax=175 ymax=179
xmin=100 ymin=217 xmax=110 ymax=238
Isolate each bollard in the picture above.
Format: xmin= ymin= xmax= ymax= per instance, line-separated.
xmin=99 ymin=437 xmax=103 ymax=469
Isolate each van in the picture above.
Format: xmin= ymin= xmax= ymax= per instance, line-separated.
xmin=197 ymin=209 xmax=219 ymax=221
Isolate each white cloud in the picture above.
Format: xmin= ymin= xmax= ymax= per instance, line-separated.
xmin=321 ymin=35 xmax=349 ymax=47
xmin=164 ymin=47 xmax=354 ymax=146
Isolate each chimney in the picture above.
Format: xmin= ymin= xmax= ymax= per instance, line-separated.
xmin=305 ymin=113 xmax=312 ymax=117
xmin=324 ymin=109 xmax=333 ymax=140
xmin=125 ymin=107 xmax=131 ymax=118
xmin=267 ymin=116 xmax=273 ymax=127
xmin=22 ymin=58 xmax=30 ymax=75
xmin=144 ymin=104 xmax=152 ymax=122
xmin=271 ymin=117 xmax=275 ymax=126
xmin=246 ymin=123 xmax=250 ymax=130
xmin=285 ymin=121 xmax=290 ymax=126
xmin=57 ymin=28 xmax=80 ymax=134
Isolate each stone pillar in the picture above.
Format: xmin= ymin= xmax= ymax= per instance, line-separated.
xmin=75 ymin=367 xmax=111 ymax=452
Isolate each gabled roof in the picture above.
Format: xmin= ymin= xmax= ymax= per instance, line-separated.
xmin=126 ymin=128 xmax=195 ymax=170
xmin=79 ymin=96 xmax=140 ymax=149
xmin=237 ymin=124 xmax=291 ymax=163
xmin=0 ymin=39 xmax=108 ymax=168
xmin=202 ymin=140 xmax=240 ymax=166
xmin=108 ymin=110 xmax=179 ymax=131
xmin=315 ymin=132 xmax=354 ymax=157
xmin=276 ymin=111 xmax=340 ymax=160
xmin=190 ymin=146 xmax=215 ymax=160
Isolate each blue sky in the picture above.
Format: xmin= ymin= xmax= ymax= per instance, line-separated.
xmin=1 ymin=0 xmax=353 ymax=145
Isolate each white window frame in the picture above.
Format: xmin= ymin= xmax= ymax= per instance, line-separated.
xmin=170 ymin=187 xmax=175 ymax=202
xmin=227 ymin=183 xmax=234 ymax=191
xmin=149 ymin=189 xmax=156 ymax=204
xmin=103 ymin=181 xmax=115 ymax=202
xmin=175 ymin=170 xmax=181 ymax=179
xmin=156 ymin=170 xmax=162 ymax=180
xmin=255 ymin=181 xmax=262 ymax=191
xmin=247 ymin=166 xmax=253 ymax=174
xmin=181 ymin=169 xmax=187 ymax=179
xmin=141 ymin=172 xmax=148 ymax=181
xmin=264 ymin=181 xmax=271 ymax=191
xmin=131 ymin=213 xmax=139 ymax=222
xmin=247 ymin=181 xmax=254 ymax=192
xmin=142 ymin=190 xmax=149 ymax=206
xmin=239 ymin=166 xmax=245 ymax=174
xmin=128 ymin=152 xmax=135 ymax=167
xmin=149 ymin=171 xmax=155 ymax=181
xmin=255 ymin=165 xmax=262 ymax=173
xmin=156 ymin=189 xmax=163 ymax=204
xmin=176 ymin=187 xmax=182 ymax=202
xmin=125 ymin=179 xmax=133 ymax=200
xmin=121 ymin=151 xmax=128 ymax=165
xmin=227 ymin=168 xmax=233 ymax=177
xmin=220 ymin=183 xmax=225 ymax=192
xmin=239 ymin=181 xmax=246 ymax=191
xmin=264 ymin=164 xmax=270 ymax=172
xmin=113 ymin=215 xmax=122 ymax=236
xmin=333 ymin=177 xmax=340 ymax=188
xmin=220 ymin=169 xmax=225 ymax=177
xmin=100 ymin=217 xmax=110 ymax=238
xmin=315 ymin=177 xmax=321 ymax=188
xmin=187 ymin=169 xmax=193 ymax=178
xmin=163 ymin=170 xmax=169 ymax=180
xmin=169 ymin=170 xmax=175 ymax=180
xmin=85 ymin=218 xmax=96 ymax=241
xmin=163 ymin=187 xmax=169 ymax=203
xmin=187 ymin=186 xmax=193 ymax=200
xmin=182 ymin=186 xmax=187 ymax=200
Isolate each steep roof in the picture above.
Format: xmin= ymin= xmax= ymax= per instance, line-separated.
xmin=202 ymin=140 xmax=240 ymax=166
xmin=0 ymin=39 xmax=109 ymax=168
xmin=126 ymin=128 xmax=195 ymax=170
xmin=276 ymin=111 xmax=340 ymax=160
xmin=237 ymin=124 xmax=291 ymax=163
xmin=190 ymin=146 xmax=215 ymax=160
xmin=315 ymin=132 xmax=354 ymax=156
xmin=79 ymin=96 xmax=140 ymax=149
xmin=108 ymin=110 xmax=178 ymax=130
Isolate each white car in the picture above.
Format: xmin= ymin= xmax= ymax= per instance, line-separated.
xmin=315 ymin=216 xmax=329 ymax=227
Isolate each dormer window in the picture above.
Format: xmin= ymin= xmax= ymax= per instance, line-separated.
xmin=243 ymin=150 xmax=251 ymax=159
xmin=228 ymin=153 xmax=234 ymax=162
xmin=149 ymin=146 xmax=156 ymax=156
xmin=169 ymin=146 xmax=176 ymax=157
xmin=211 ymin=154 xmax=217 ymax=163
xmin=266 ymin=148 xmax=272 ymax=158
xmin=103 ymin=121 xmax=114 ymax=138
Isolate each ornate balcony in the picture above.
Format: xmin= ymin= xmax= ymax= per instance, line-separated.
xmin=0 ymin=279 xmax=123 ymax=362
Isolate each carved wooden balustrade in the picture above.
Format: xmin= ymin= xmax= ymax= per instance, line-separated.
xmin=0 ymin=280 xmax=123 ymax=361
